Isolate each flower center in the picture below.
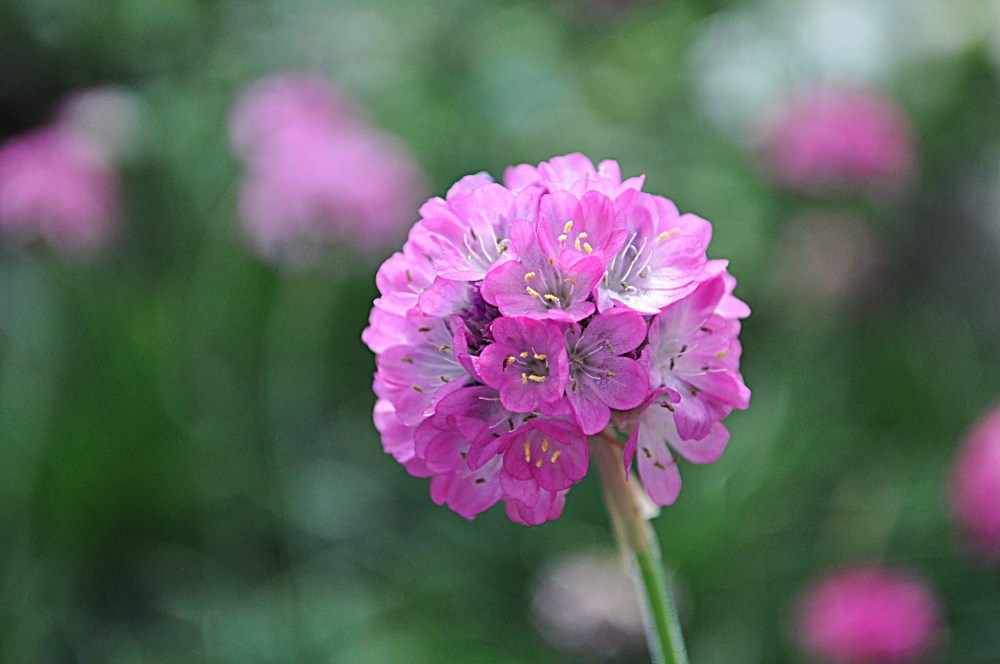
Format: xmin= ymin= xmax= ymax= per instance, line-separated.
xmin=503 ymin=350 xmax=550 ymax=384
xmin=555 ymin=220 xmax=594 ymax=254
xmin=567 ymin=339 xmax=615 ymax=392
xmin=524 ymin=260 xmax=578 ymax=311
xmin=604 ymin=232 xmax=650 ymax=295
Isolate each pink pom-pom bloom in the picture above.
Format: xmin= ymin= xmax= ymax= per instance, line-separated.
xmin=0 ymin=126 xmax=116 ymax=254
xmin=363 ymin=153 xmax=750 ymax=524
xmin=798 ymin=567 xmax=940 ymax=664
xmin=952 ymin=405 xmax=1000 ymax=557
xmin=230 ymin=73 xmax=425 ymax=261
xmin=759 ymin=86 xmax=915 ymax=195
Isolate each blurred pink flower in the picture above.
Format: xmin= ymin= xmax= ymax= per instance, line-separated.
xmin=0 ymin=125 xmax=116 ymax=254
xmin=758 ymin=86 xmax=916 ymax=196
xmin=229 ymin=73 xmax=425 ymax=261
xmin=798 ymin=567 xmax=940 ymax=664
xmin=952 ymin=405 xmax=1000 ymax=557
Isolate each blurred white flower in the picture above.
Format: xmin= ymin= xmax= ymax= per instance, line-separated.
xmin=58 ymin=86 xmax=147 ymax=164
xmin=691 ymin=0 xmax=986 ymax=137
xmin=530 ymin=550 xmax=645 ymax=661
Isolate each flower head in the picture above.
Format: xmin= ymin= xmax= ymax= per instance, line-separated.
xmin=365 ymin=153 xmax=749 ymax=524
xmin=0 ymin=125 xmax=116 ymax=254
xmin=230 ymin=73 xmax=425 ymax=262
xmin=797 ymin=567 xmax=940 ymax=664
xmin=758 ymin=86 xmax=915 ymax=196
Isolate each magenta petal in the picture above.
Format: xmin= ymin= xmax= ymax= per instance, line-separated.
xmin=418 ymin=278 xmax=469 ymax=317
xmin=373 ymin=398 xmax=431 ymax=477
xmin=504 ymin=163 xmax=541 ymax=191
xmin=422 ymin=426 xmax=470 ymax=474
xmin=582 ymin=308 xmax=648 ymax=355
xmin=502 ymin=421 xmax=588 ymax=492
xmin=567 ymin=381 xmax=612 ymax=435
xmin=505 ymin=489 xmax=565 ymax=526
xmin=590 ymin=356 xmax=649 ymax=411
xmin=636 ymin=442 xmax=682 ymax=507
xmin=430 ymin=473 xmax=451 ymax=505
xmin=670 ymin=422 xmax=730 ymax=465
xmin=480 ymin=260 xmax=526 ymax=308
xmin=500 ymin=470 xmax=540 ymax=508
xmin=446 ymin=455 xmax=503 ymax=518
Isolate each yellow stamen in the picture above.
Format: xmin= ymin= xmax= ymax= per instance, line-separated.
xmin=524 ymin=441 xmax=531 ymax=463
xmin=583 ymin=242 xmax=593 ymax=253
xmin=541 ymin=439 xmax=549 ymax=452
xmin=557 ymin=234 xmax=568 ymax=242
xmin=550 ymin=451 xmax=561 ymax=462
xmin=543 ymin=294 xmax=559 ymax=303
xmin=528 ymin=375 xmax=546 ymax=383
xmin=716 ymin=350 xmax=729 ymax=359
xmin=441 ymin=376 xmax=450 ymax=383
xmin=578 ymin=232 xmax=587 ymax=239
xmin=438 ymin=344 xmax=451 ymax=352
xmin=548 ymin=258 xmax=554 ymax=266
xmin=535 ymin=459 xmax=543 ymax=468
xmin=565 ymin=278 xmax=577 ymax=286
xmin=521 ymin=373 xmax=528 ymax=385
xmin=520 ymin=351 xmax=529 ymax=358
xmin=575 ymin=237 xmax=581 ymax=251
xmin=656 ymin=229 xmax=680 ymax=242
xmin=526 ymin=287 xmax=541 ymax=298
xmin=503 ymin=355 xmax=516 ymax=370
xmin=533 ymin=353 xmax=546 ymax=361
xmin=524 ymin=272 xmax=536 ymax=281
xmin=563 ymin=221 xmax=573 ymax=233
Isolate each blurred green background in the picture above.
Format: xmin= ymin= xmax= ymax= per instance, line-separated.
xmin=3 ymin=0 xmax=1000 ymax=662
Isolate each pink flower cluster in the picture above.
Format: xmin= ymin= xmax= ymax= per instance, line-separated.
xmin=230 ymin=74 xmax=425 ymax=261
xmin=951 ymin=404 xmax=1000 ymax=558
xmin=759 ymin=86 xmax=915 ymax=196
xmin=363 ymin=154 xmax=750 ymax=524
xmin=0 ymin=116 xmax=117 ymax=255
xmin=798 ymin=567 xmax=940 ymax=664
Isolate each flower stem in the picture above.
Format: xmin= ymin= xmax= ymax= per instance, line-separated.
xmin=592 ymin=431 xmax=689 ymax=664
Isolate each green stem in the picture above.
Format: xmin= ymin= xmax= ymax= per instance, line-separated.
xmin=591 ymin=430 xmax=689 ymax=664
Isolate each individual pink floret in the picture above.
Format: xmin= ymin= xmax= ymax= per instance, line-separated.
xmin=481 ymin=220 xmax=604 ymax=322
xmin=952 ymin=405 xmax=1000 ymax=557
xmin=415 ymin=415 xmax=504 ymax=519
xmin=0 ymin=126 xmax=116 ymax=254
xmin=421 ymin=179 xmax=541 ymax=281
xmin=597 ymin=189 xmax=710 ymax=314
xmin=759 ymin=85 xmax=915 ymax=195
xmin=625 ymin=274 xmax=750 ymax=506
xmin=478 ymin=316 xmax=569 ymax=413
xmin=798 ymin=567 xmax=940 ymax=664
xmin=375 ymin=312 xmax=468 ymax=426
xmin=564 ymin=308 xmax=649 ymax=435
